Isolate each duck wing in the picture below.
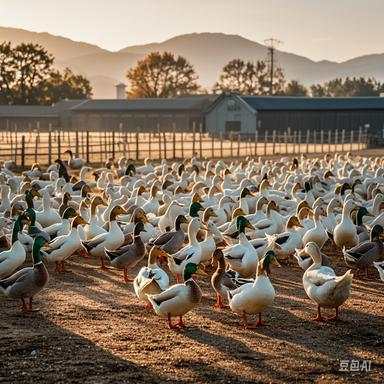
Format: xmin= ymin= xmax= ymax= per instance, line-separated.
xmin=0 ymin=266 xmax=33 ymax=289
xmin=149 ymin=231 xmax=177 ymax=246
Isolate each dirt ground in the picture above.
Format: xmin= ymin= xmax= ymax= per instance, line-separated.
xmin=0 ymin=248 xmax=383 ymax=384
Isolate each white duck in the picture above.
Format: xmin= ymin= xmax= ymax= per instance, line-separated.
xmin=302 ymin=242 xmax=353 ymax=322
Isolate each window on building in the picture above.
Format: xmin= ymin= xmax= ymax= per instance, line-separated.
xmin=227 ymin=99 xmax=241 ymax=111
xmin=225 ymin=121 xmax=241 ymax=132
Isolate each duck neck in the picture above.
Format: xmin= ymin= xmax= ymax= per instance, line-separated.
xmin=188 ymin=226 xmax=199 ymax=246
xmin=12 ymin=217 xmax=23 ymax=244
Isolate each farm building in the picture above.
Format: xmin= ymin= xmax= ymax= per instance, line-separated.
xmin=70 ymin=95 xmax=217 ymax=132
xmin=205 ymin=94 xmax=384 ymax=136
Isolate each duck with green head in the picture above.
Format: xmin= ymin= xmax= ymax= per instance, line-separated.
xmin=0 ymin=234 xmax=50 ymax=312
xmin=189 ymin=201 xmax=204 ymax=218
xmin=228 ymin=250 xmax=280 ymax=328
xmin=44 ymin=206 xmax=77 ymax=239
xmin=343 ymin=224 xmax=384 ymax=277
xmin=0 ymin=213 xmax=29 ymax=279
xmin=223 ymin=216 xmax=259 ymax=278
xmin=147 ymin=262 xmax=204 ymax=329
xmin=352 ymin=206 xmax=374 ymax=243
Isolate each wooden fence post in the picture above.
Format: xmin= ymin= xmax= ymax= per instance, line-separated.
xmin=297 ymin=130 xmax=302 ymax=155
xmin=335 ymin=129 xmax=338 ymax=152
xmin=57 ymin=129 xmax=61 ymax=159
xmin=350 ymin=130 xmax=354 ymax=152
xmin=112 ymin=129 xmax=116 ymax=159
xmin=254 ymin=130 xmax=258 ymax=157
xmin=220 ymin=132 xmax=224 ymax=158
xmin=21 ymin=135 xmax=25 ymax=167
xmin=211 ymin=132 xmax=215 ymax=159
xmin=237 ymin=133 xmax=240 ymax=157
xmin=86 ymin=131 xmax=90 ymax=163
xmin=75 ymin=130 xmax=79 ymax=157
xmin=135 ymin=129 xmax=139 ymax=161
xmin=48 ymin=129 xmax=52 ymax=165
xmin=264 ymin=130 xmax=268 ymax=156
xmin=181 ymin=132 xmax=184 ymax=159
xmin=320 ymin=130 xmax=324 ymax=154
xmin=230 ymin=131 xmax=234 ymax=157
xmin=328 ymin=130 xmax=331 ymax=153
xmin=341 ymin=129 xmax=345 ymax=152
xmin=272 ymin=130 xmax=276 ymax=155
xmin=157 ymin=124 xmax=161 ymax=160
xmin=306 ymin=130 xmax=310 ymax=154
xmin=172 ymin=123 xmax=176 ymax=159
xmin=162 ymin=131 xmax=166 ymax=159
xmin=192 ymin=123 xmax=196 ymax=157
xmin=34 ymin=133 xmax=39 ymax=164
xmin=199 ymin=124 xmax=203 ymax=158
xmin=358 ymin=127 xmax=362 ymax=151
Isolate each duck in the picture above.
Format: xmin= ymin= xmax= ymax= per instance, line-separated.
xmin=167 ymin=217 xmax=204 ymax=282
xmin=333 ymin=199 xmax=358 ymax=249
xmin=0 ymin=234 xmax=50 ymax=312
xmin=82 ymin=205 xmax=127 ymax=269
xmin=210 ymin=249 xmax=251 ymax=309
xmin=250 ymin=201 xmax=285 ymax=239
xmin=227 ymin=250 xmax=280 ymax=328
xmin=158 ymin=201 xmax=185 ymax=232
xmin=83 ymin=196 xmax=107 ymax=240
xmin=373 ymin=261 xmax=384 ymax=281
xmin=303 ymin=242 xmax=353 ymax=322
xmin=42 ymin=215 xmax=88 ymax=273
xmin=223 ymin=216 xmax=259 ymax=278
xmin=105 ymin=221 xmax=146 ymax=283
xmin=271 ymin=215 xmax=304 ymax=259
xmin=148 ymin=215 xmax=188 ymax=254
xmin=147 ymin=262 xmax=204 ymax=329
xmin=354 ymin=206 xmax=374 ymax=243
xmin=133 ymin=245 xmax=170 ymax=307
xmin=294 ymin=247 xmax=331 ymax=270
xmin=302 ymin=206 xmax=328 ymax=249
xmin=44 ymin=207 xmax=77 ymax=239
xmin=343 ymin=224 xmax=384 ymax=276
xmin=64 ymin=149 xmax=86 ymax=169
xmin=0 ymin=213 xmax=29 ymax=279
xmin=36 ymin=189 xmax=61 ymax=227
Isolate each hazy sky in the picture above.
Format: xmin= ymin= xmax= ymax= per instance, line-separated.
xmin=1 ymin=0 xmax=383 ymax=62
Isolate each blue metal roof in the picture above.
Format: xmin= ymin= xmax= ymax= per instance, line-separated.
xmin=240 ymin=96 xmax=384 ymax=111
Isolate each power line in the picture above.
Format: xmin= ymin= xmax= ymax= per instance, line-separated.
xmin=264 ymin=38 xmax=282 ymax=96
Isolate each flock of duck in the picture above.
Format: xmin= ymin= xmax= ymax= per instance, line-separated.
xmin=0 ymin=152 xmax=383 ymax=329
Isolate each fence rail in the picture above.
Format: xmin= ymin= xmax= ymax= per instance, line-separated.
xmin=0 ymin=127 xmax=370 ymax=168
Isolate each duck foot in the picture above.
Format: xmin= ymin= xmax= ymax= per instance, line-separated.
xmin=177 ymin=316 xmax=186 ymax=328
xmin=313 ymin=306 xmax=326 ymax=322
xmin=167 ymin=314 xmax=181 ymax=330
xmin=326 ymin=308 xmax=340 ymax=322
xmin=213 ymin=294 xmax=228 ymax=310
xmin=123 ymin=269 xmax=133 ymax=283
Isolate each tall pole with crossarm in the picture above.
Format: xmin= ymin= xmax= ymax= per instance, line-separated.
xmin=264 ymin=38 xmax=282 ymax=95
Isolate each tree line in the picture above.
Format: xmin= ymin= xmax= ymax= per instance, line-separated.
xmin=1 ymin=42 xmax=384 ymax=105
xmin=0 ymin=42 xmax=92 ymax=105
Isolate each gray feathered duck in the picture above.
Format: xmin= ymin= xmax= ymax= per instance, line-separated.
xmin=0 ymin=234 xmax=50 ymax=312
xmin=343 ymin=224 xmax=384 ymax=276
xmin=105 ymin=222 xmax=147 ymax=283
xmin=148 ymin=215 xmax=188 ymax=254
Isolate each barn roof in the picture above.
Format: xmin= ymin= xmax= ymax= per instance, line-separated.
xmin=71 ymin=95 xmax=218 ymax=112
xmin=0 ymin=105 xmax=57 ymax=118
xmin=240 ymin=96 xmax=384 ymax=111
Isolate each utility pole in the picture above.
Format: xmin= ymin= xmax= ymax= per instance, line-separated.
xmin=264 ymin=38 xmax=282 ymax=96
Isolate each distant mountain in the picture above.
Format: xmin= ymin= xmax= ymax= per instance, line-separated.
xmin=2 ymin=27 xmax=384 ymax=98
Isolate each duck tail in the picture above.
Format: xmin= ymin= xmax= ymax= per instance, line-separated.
xmin=104 ymin=249 xmax=120 ymax=262
xmin=334 ymin=269 xmax=353 ymax=290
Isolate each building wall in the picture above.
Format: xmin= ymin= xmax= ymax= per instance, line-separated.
xmin=71 ymin=111 xmax=205 ymax=132
xmin=205 ymin=95 xmax=256 ymax=136
xmin=258 ymin=110 xmax=384 ymax=135
xmin=0 ymin=116 xmax=59 ymax=131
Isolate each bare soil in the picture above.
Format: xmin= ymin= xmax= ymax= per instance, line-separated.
xmin=0 ymin=248 xmax=383 ymax=384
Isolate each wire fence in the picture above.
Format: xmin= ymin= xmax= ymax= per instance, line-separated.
xmin=0 ymin=127 xmax=370 ymax=168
